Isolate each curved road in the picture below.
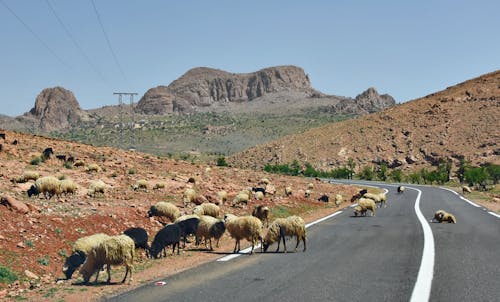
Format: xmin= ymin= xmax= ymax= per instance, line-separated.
xmin=108 ymin=182 xmax=500 ymax=302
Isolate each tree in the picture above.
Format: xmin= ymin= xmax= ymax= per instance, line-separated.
xmin=347 ymin=158 xmax=356 ymax=180
xmin=464 ymin=166 xmax=488 ymax=188
xmin=456 ymin=158 xmax=470 ymax=183
xmin=377 ymin=162 xmax=388 ymax=181
xmin=390 ymin=169 xmax=404 ymax=183
xmin=485 ymin=163 xmax=500 ymax=184
xmin=359 ymin=165 xmax=374 ymax=180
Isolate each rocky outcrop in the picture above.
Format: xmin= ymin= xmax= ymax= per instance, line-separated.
xmin=136 ymin=66 xmax=314 ymax=114
xmin=24 ymin=87 xmax=90 ymax=131
xmin=355 ymin=87 xmax=396 ymax=113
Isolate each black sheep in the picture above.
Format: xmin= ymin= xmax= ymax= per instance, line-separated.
xmin=0 ymin=133 xmax=5 ymax=140
xmin=252 ymin=187 xmax=266 ymax=195
xmin=63 ymin=251 xmax=86 ymax=280
xmin=42 ymin=147 xmax=54 ymax=159
xmin=318 ymin=194 xmax=329 ymax=203
xmin=55 ymin=154 xmax=67 ymax=161
xmin=175 ymin=217 xmax=200 ymax=248
xmin=150 ymin=223 xmax=181 ymax=259
xmin=123 ymin=227 xmax=150 ymax=257
xmin=27 ymin=185 xmax=39 ymax=198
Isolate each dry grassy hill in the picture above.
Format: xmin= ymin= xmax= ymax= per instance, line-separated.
xmin=229 ymin=71 xmax=500 ymax=172
xmin=0 ymin=129 xmax=358 ymax=301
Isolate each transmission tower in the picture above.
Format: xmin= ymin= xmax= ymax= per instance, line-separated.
xmin=114 ymin=92 xmax=138 ymax=149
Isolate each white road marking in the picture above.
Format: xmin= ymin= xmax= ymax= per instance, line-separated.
xmin=217 ymin=211 xmax=344 ymax=262
xmin=488 ymin=211 xmax=500 ymax=219
xmin=439 ymin=187 xmax=481 ymax=207
xmin=409 ymin=187 xmax=435 ymax=302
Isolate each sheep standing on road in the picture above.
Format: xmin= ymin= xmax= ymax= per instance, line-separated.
xmin=397 ymin=186 xmax=405 ymax=193
xmin=354 ymin=198 xmax=376 ymax=217
xmin=79 ymin=234 xmax=135 ymax=284
xmin=224 ymin=214 xmax=263 ymax=254
xmin=196 ymin=215 xmax=226 ymax=250
xmin=262 ymin=215 xmax=306 ymax=253
xmin=363 ymin=192 xmax=387 ymax=208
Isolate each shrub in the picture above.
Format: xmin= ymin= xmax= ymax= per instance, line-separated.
xmin=358 ymin=165 xmax=375 ymax=180
xmin=63 ymin=161 xmax=73 ymax=169
xmin=37 ymin=257 xmax=50 ymax=266
xmin=0 ymin=265 xmax=18 ymax=284
xmin=216 ymin=156 xmax=228 ymax=167
xmin=30 ymin=156 xmax=42 ymax=166
xmin=128 ymin=168 xmax=136 ymax=175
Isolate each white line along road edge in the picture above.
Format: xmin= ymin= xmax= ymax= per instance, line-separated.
xmin=409 ymin=187 xmax=435 ymax=302
xmin=217 ymin=211 xmax=344 ymax=262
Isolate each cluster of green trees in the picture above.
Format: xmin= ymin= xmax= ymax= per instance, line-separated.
xmin=262 ymin=158 xmax=499 ymax=190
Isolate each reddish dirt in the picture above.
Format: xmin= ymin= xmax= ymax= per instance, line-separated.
xmin=0 ymin=129 xmax=360 ymax=301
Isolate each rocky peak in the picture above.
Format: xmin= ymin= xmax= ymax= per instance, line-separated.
xmin=355 ymin=87 xmax=396 ymax=113
xmin=136 ymin=65 xmax=314 ymax=114
xmin=25 ymin=87 xmax=90 ymax=131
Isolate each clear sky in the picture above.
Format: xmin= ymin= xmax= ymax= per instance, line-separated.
xmin=1 ymin=0 xmax=499 ymax=116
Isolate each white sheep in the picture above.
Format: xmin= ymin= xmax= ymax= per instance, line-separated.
xmin=217 ymin=190 xmax=228 ymax=204
xmin=195 ymin=215 xmax=226 ymax=250
xmin=79 ymin=234 xmax=134 ymax=284
xmin=335 ymin=194 xmax=343 ymax=207
xmin=192 ymin=203 xmax=220 ymax=218
xmin=397 ymin=186 xmax=405 ymax=193
xmin=254 ymin=191 xmax=264 ymax=200
xmin=60 ymin=179 xmax=78 ymax=195
xmin=133 ymin=179 xmax=148 ymax=191
xmin=284 ymin=186 xmax=293 ymax=196
xmin=355 ymin=198 xmax=377 ymax=216
xmin=28 ymin=176 xmax=61 ymax=199
xmin=232 ymin=192 xmax=250 ymax=207
xmin=363 ymin=192 xmax=387 ymax=208
xmin=262 ymin=215 xmax=306 ymax=253
xmin=182 ymin=188 xmax=197 ymax=207
xmin=462 ymin=186 xmax=472 ymax=194
xmin=433 ymin=210 xmax=457 ymax=223
xmin=63 ymin=233 xmax=110 ymax=280
xmin=87 ymin=180 xmax=107 ymax=197
xmin=14 ymin=171 xmax=40 ymax=183
xmin=224 ymin=214 xmax=263 ymax=254
xmin=307 ymin=183 xmax=314 ymax=190
xmin=304 ymin=189 xmax=311 ymax=198
xmin=252 ymin=205 xmax=270 ymax=227
xmin=148 ymin=201 xmax=181 ymax=222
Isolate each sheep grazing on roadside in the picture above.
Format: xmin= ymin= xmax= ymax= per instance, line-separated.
xmin=335 ymin=194 xmax=343 ymax=207
xmin=305 ymin=189 xmax=311 ymax=198
xmin=59 ymin=179 xmax=78 ymax=196
xmin=13 ymin=171 xmax=39 ymax=183
xmin=87 ymin=180 xmax=107 ymax=197
xmin=62 ymin=233 xmax=110 ymax=280
xmin=148 ymin=201 xmax=181 ymax=222
xmin=149 ymin=223 xmax=181 ymax=259
xmin=285 ymin=186 xmax=293 ymax=197
xmin=262 ymin=215 xmax=306 ymax=253
xmin=363 ymin=192 xmax=387 ymax=208
xmin=397 ymin=186 xmax=405 ymax=193
xmin=318 ymin=194 xmax=329 ymax=203
xmin=132 ymin=179 xmax=148 ymax=191
xmin=153 ymin=183 xmax=165 ymax=190
xmin=353 ymin=205 xmax=367 ymax=217
xmin=462 ymin=186 xmax=472 ymax=194
xmin=252 ymin=205 xmax=270 ymax=227
xmin=85 ymin=163 xmax=101 ymax=173
xmin=79 ymin=234 xmax=135 ymax=284
xmin=224 ymin=214 xmax=263 ymax=254
xmin=193 ymin=203 xmax=220 ymax=218
xmin=433 ymin=210 xmax=457 ymax=223
xmin=351 ymin=188 xmax=368 ymax=203
xmin=27 ymin=176 xmax=61 ymax=199
xmin=232 ymin=191 xmax=250 ymax=207
xmin=182 ymin=188 xmax=197 ymax=207
xmin=174 ymin=214 xmax=200 ymax=247
xmin=123 ymin=227 xmax=150 ymax=257
xmin=355 ymin=198 xmax=377 ymax=217
xmin=196 ymin=215 xmax=226 ymax=250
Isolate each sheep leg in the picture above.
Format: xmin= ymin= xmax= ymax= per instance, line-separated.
xmin=106 ymin=264 xmax=112 ymax=284
xmin=121 ymin=266 xmax=130 ymax=283
xmin=233 ymin=240 xmax=238 ymax=253
xmin=294 ymin=235 xmax=300 ymax=252
xmin=209 ymin=238 xmax=213 ymax=251
xmin=282 ymin=235 xmax=288 ymax=253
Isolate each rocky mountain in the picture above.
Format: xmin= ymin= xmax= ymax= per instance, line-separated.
xmin=21 ymin=87 xmax=91 ymax=132
xmin=135 ymin=65 xmax=316 ymax=114
xmin=228 ymin=70 xmax=500 ymax=171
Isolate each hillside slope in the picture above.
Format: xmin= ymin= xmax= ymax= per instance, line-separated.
xmin=229 ymin=70 xmax=500 ymax=171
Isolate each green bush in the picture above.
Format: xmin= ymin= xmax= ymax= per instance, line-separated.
xmin=30 ymin=156 xmax=42 ymax=166
xmin=0 ymin=265 xmax=18 ymax=284
xmin=216 ymin=156 xmax=228 ymax=167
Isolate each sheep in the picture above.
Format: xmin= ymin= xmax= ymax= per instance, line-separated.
xmin=59 ymin=179 xmax=78 ymax=195
xmin=254 ymin=191 xmax=264 ymax=200
xmin=174 ymin=214 xmax=200 ymax=247
xmin=252 ymin=205 xmax=270 ymax=227
xmin=252 ymin=187 xmax=266 ymax=196
xmin=351 ymin=188 xmax=368 ymax=203
xmin=42 ymin=147 xmax=54 ymax=159
xmin=56 ymin=154 xmax=67 ymax=161
xmin=265 ymin=184 xmax=276 ymax=195
xmin=195 ymin=215 xmax=226 ymax=250
xmin=224 ymin=214 xmax=263 ymax=254
xmin=217 ymin=190 xmax=228 ymax=204
xmin=363 ymin=192 xmax=387 ymax=208
xmin=353 ymin=205 xmax=367 ymax=217
xmin=73 ymin=160 xmax=85 ymax=167
xmin=79 ymin=234 xmax=135 ymax=284
xmin=335 ymin=194 xmax=343 ymax=207
xmin=87 ymin=180 xmax=106 ymax=197
xmin=192 ymin=195 xmax=208 ymax=205
xmin=285 ymin=186 xmax=293 ymax=196
xmin=356 ymin=198 xmax=376 ymax=216
xmin=318 ymin=194 xmax=329 ymax=203
xmin=62 ymin=233 xmax=110 ymax=280
xmin=85 ymin=163 xmax=100 ymax=173
xmin=153 ymin=183 xmax=165 ymax=190
xmin=13 ymin=171 xmax=39 ymax=183
xmin=262 ymin=215 xmax=306 ymax=253
xmin=0 ymin=133 xmax=5 ymax=140
xmin=307 ymin=183 xmax=314 ymax=190
xmin=259 ymin=178 xmax=271 ymax=185
xmin=27 ymin=176 xmax=61 ymax=199
xmin=67 ymin=155 xmax=75 ymax=163
xmin=433 ymin=210 xmax=457 ymax=223
xmin=132 ymin=179 xmax=148 ymax=191
xmin=462 ymin=186 xmax=472 ymax=194
xmin=149 ymin=223 xmax=181 ymax=259
xmin=148 ymin=201 xmax=180 ymax=222
xmin=232 ymin=191 xmax=250 ymax=207
xmin=397 ymin=186 xmax=405 ymax=193
xmin=192 ymin=203 xmax=220 ymax=218
xmin=305 ymin=189 xmax=311 ymax=198
xmin=123 ymin=227 xmax=150 ymax=257
xmin=182 ymin=188 xmax=197 ymax=207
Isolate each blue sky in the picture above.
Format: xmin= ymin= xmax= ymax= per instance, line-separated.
xmin=1 ymin=0 xmax=499 ymax=116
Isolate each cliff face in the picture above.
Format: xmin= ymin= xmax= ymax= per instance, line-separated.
xmin=136 ymin=66 xmax=315 ymax=114
xmin=23 ymin=87 xmax=90 ymax=132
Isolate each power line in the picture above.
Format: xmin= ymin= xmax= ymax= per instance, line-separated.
xmin=0 ymin=0 xmax=71 ymax=70
xmin=45 ymin=0 xmax=110 ymax=87
xmin=90 ymin=0 xmax=128 ymax=83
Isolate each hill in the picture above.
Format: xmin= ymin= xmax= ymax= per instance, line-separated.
xmin=228 ymin=70 xmax=500 ymax=172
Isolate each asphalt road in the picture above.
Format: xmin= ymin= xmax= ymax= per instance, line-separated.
xmin=107 ymin=182 xmax=500 ymax=302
